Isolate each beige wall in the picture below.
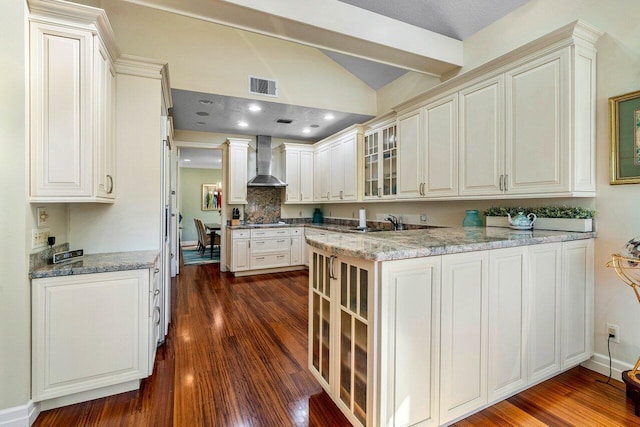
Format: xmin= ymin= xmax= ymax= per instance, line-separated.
xmin=180 ymin=168 xmax=223 ymax=242
xmin=457 ymin=0 xmax=640 ymax=376
xmin=376 ymin=71 xmax=441 ymax=116
xmin=69 ymin=73 xmax=163 ymax=253
xmin=98 ymin=0 xmax=377 ymax=116
xmin=0 ymin=0 xmax=30 ymax=411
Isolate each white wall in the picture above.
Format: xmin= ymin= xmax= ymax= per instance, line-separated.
xmin=98 ymin=0 xmax=377 ymax=116
xmin=457 ymin=0 xmax=640 ymax=376
xmin=0 ymin=0 xmax=30 ymax=412
xmin=376 ymin=71 xmax=441 ymax=116
xmin=69 ymin=73 xmax=162 ymax=253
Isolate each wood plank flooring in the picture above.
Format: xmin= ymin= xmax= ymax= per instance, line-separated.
xmin=33 ymin=262 xmax=640 ymax=426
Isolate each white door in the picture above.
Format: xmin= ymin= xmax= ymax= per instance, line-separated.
xmin=561 ymin=239 xmax=594 ymax=369
xmin=440 ymin=251 xmax=488 ymax=424
xmin=342 ymin=135 xmax=358 ymax=201
xmin=232 ymin=239 xmax=250 ymax=271
xmin=505 ymin=50 xmax=569 ymax=194
xmin=397 ymin=109 xmax=423 ymax=199
xmin=380 ymin=257 xmax=441 ymax=427
xmin=285 ymin=150 xmax=301 ymax=203
xmin=458 ymin=75 xmax=505 ymax=196
xmin=300 ymin=150 xmax=314 ymax=202
xmin=330 ymin=141 xmax=345 ymax=200
xmin=528 ymin=242 xmax=562 ymax=383
xmin=488 ymin=247 xmax=528 ymax=402
xmin=424 ymin=94 xmax=458 ymax=197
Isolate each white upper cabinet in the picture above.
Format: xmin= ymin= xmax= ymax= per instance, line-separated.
xmin=29 ymin=0 xmax=119 ymax=202
xmin=313 ymin=145 xmax=330 ymax=202
xmin=395 ymin=20 xmax=600 ymax=200
xmin=226 ymin=139 xmax=249 ymax=204
xmin=397 ymin=94 xmax=458 ymax=199
xmin=281 ymin=144 xmax=314 ymax=203
xmin=363 ymin=120 xmax=397 ymax=200
xmin=314 ymin=126 xmax=362 ymax=202
xmin=396 ymin=109 xmax=422 ymax=199
xmin=505 ymin=50 xmax=570 ymax=195
xmin=459 ymin=76 xmax=505 ymax=196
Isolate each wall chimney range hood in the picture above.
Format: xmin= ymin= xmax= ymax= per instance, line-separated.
xmin=247 ymin=135 xmax=287 ymax=187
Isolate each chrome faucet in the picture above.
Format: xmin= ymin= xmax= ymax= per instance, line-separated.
xmin=386 ymin=215 xmax=399 ymax=231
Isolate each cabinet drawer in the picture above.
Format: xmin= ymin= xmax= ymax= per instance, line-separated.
xmin=232 ymin=229 xmax=251 ymax=239
xmin=251 ymin=253 xmax=290 ymax=269
xmin=251 ymin=237 xmax=291 ymax=254
xmin=251 ymin=228 xmax=291 ymax=238
xmin=290 ymin=227 xmax=303 ymax=236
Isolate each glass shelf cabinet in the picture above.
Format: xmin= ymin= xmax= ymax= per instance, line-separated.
xmin=309 ymin=247 xmax=375 ymax=427
xmin=364 ymin=122 xmax=397 ymax=200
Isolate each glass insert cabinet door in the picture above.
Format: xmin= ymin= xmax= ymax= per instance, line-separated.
xmin=364 ymin=123 xmax=397 ymax=199
xmin=338 ymin=259 xmax=372 ymax=426
xmin=310 ymin=251 xmax=333 ymax=387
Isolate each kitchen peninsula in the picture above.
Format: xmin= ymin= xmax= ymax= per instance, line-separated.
xmin=305 ymin=227 xmax=594 ymax=427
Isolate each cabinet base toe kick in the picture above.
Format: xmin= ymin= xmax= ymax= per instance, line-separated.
xmin=36 ymin=379 xmax=141 ymax=411
xmin=231 ymin=265 xmax=306 ymax=277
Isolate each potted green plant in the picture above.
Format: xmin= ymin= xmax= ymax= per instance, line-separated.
xmin=484 ymin=206 xmax=595 ymax=232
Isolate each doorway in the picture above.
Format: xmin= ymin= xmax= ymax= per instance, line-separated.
xmin=177 ymin=147 xmax=224 ymax=266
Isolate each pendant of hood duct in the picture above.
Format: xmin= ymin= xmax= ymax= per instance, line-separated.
xmin=247 ymin=135 xmax=287 ymax=187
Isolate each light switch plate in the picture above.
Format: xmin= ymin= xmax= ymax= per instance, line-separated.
xmin=37 ymin=207 xmax=49 ymax=228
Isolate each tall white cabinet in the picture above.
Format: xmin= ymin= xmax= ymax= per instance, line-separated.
xmin=28 ymin=0 xmax=119 ymax=202
xmin=226 ymin=139 xmax=249 ymax=205
xmin=281 ymin=144 xmax=314 ymax=203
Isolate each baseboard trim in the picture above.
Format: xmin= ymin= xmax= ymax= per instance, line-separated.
xmin=0 ymin=401 xmax=39 ymax=427
xmin=582 ymin=352 xmax=633 ymax=382
xmin=180 ymin=240 xmax=197 ymax=247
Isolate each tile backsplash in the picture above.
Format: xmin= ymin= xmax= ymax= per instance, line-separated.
xmin=245 ymin=187 xmax=282 ymax=224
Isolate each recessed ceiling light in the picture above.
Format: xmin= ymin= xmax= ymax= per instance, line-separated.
xmin=196 ymin=111 xmax=210 ymax=116
xmin=248 ymin=104 xmax=262 ymax=112
xmin=238 ymin=120 xmax=249 ymax=128
xmin=196 ymin=121 xmax=206 ymax=125
xmin=199 ymin=100 xmax=213 ymax=105
xmin=183 ymin=159 xmax=191 ymax=162
xmin=302 ymin=128 xmax=311 ymax=134
xmin=324 ymin=113 xmax=335 ymax=120
xmin=310 ymin=124 xmax=320 ymax=128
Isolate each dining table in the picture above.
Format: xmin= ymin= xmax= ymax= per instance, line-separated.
xmin=204 ymin=223 xmax=221 ymax=259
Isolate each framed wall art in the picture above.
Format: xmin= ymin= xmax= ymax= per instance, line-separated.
xmin=610 ymin=89 xmax=640 ymax=184
xmin=202 ymin=184 xmax=218 ymax=210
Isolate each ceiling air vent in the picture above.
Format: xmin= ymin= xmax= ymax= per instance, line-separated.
xmin=276 ymin=118 xmax=293 ymax=124
xmin=249 ymin=76 xmax=278 ymax=97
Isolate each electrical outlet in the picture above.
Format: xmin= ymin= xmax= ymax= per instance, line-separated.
xmin=420 ymin=214 xmax=427 ymax=222
xmin=606 ymin=323 xmax=620 ymax=343
xmin=32 ymin=228 xmax=51 ymax=249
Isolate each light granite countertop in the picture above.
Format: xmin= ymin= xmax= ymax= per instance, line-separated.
xmin=30 ymin=250 xmax=159 ymax=279
xmin=305 ymin=226 xmax=596 ymax=261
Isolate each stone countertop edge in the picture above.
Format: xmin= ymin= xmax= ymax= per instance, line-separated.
xmin=227 ymin=223 xmax=387 ymax=233
xmin=304 ymin=227 xmax=596 ymax=262
xmin=30 ymin=250 xmax=160 ymax=279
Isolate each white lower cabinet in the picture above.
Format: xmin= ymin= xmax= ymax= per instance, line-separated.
xmin=528 ymin=242 xmax=562 ymax=384
xmin=309 ymin=248 xmax=376 ymax=427
xmin=309 ymin=239 xmax=594 ymax=426
xmin=487 ymin=247 xmax=528 ymax=402
xmin=227 ymin=227 xmax=306 ymax=274
xmin=379 ymin=257 xmax=441 ymax=427
xmin=440 ymin=251 xmax=489 ymax=424
xmin=32 ymin=268 xmax=155 ymax=405
xmin=561 ymin=239 xmax=594 ymax=369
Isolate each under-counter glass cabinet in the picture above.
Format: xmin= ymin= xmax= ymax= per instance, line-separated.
xmin=309 ymin=248 xmax=375 ymax=427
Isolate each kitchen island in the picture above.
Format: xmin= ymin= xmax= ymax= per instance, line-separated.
xmin=305 ymin=227 xmax=594 ymax=427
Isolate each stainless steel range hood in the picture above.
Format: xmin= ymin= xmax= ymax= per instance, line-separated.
xmin=247 ymin=135 xmax=287 ymax=187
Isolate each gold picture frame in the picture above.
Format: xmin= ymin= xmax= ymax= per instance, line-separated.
xmin=610 ymin=89 xmax=640 ymax=184
xmin=201 ymin=184 xmax=217 ymax=211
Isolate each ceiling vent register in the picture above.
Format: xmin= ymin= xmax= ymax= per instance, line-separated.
xmin=249 ymin=76 xmax=278 ymax=97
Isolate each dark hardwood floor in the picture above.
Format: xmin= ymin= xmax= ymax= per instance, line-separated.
xmin=34 ymin=262 xmax=640 ymax=426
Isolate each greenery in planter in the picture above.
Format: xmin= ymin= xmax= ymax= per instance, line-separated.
xmin=483 ymin=205 xmax=596 ymax=219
